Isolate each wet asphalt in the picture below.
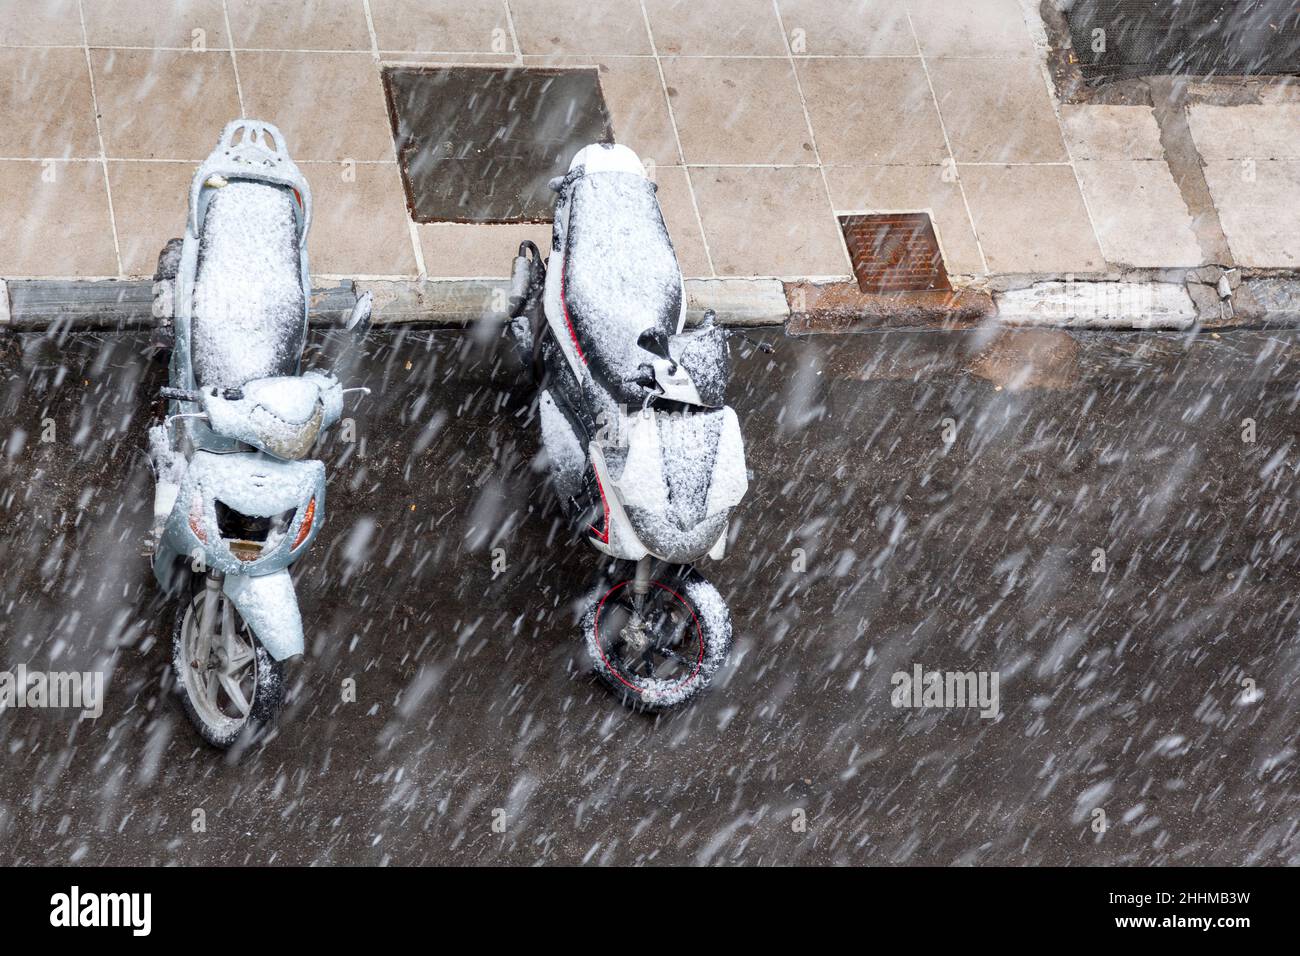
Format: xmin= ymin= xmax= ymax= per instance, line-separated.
xmin=0 ymin=322 xmax=1297 ymax=866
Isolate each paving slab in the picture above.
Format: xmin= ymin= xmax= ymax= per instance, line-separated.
xmin=960 ymin=165 xmax=1104 ymax=274
xmin=906 ymin=0 xmax=1036 ymax=57
xmin=927 ymin=58 xmax=1069 ymax=164
xmin=90 ymin=49 xmax=241 ymax=161
xmin=0 ymin=48 xmax=100 ymax=159
xmin=689 ymin=166 xmax=849 ymax=277
xmin=1074 ymin=160 xmax=1203 ymax=268
xmin=238 ymin=52 xmax=394 ymax=162
xmin=1059 ymin=104 xmax=1167 ymax=161
xmin=660 ymin=56 xmax=814 ymax=165
xmin=643 ymin=0 xmax=788 ymax=55
xmin=225 ymin=0 xmax=374 ymax=51
xmin=1188 ymin=103 xmax=1300 ymax=161
xmin=367 ymin=0 xmax=513 ymax=54
xmin=1203 ymin=159 xmax=1300 ymax=268
xmin=776 ymin=0 xmax=917 ymax=56
xmin=0 ymin=161 xmax=118 ymax=277
xmin=797 ymin=57 xmax=948 ymax=166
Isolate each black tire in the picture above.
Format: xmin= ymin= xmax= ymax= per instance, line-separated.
xmin=582 ymin=563 xmax=732 ymax=713
xmin=171 ymin=574 xmax=284 ymax=749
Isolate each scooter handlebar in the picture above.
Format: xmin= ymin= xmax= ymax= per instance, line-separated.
xmin=160 ymin=386 xmax=203 ymax=403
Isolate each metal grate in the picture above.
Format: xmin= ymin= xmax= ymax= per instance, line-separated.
xmin=839 ymin=213 xmax=951 ymax=295
xmin=1067 ymin=0 xmax=1300 ymax=84
xmin=382 ymin=66 xmax=613 ymax=223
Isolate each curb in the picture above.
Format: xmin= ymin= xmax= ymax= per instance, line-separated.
xmin=4 ymin=273 xmax=1300 ymax=333
xmin=0 ymin=277 xmax=790 ymax=331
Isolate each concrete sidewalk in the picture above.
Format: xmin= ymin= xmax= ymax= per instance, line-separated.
xmin=1 ymin=1 xmax=1299 ymax=318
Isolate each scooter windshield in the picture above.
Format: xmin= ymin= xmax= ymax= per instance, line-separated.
xmin=191 ymin=181 xmax=306 ymax=389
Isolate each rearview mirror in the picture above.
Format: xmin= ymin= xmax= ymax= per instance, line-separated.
xmin=345 ymin=290 xmax=373 ymax=338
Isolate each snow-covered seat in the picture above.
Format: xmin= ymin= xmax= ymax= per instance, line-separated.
xmin=191 ymin=181 xmax=305 ymax=389
xmin=561 ymin=166 xmax=683 ymax=396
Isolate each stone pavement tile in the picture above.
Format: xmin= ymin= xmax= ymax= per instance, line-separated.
xmin=0 ymin=161 xmax=117 ymax=276
xmin=368 ymin=0 xmax=511 ymax=54
xmin=823 ymin=165 xmax=983 ymax=275
xmin=690 ymin=166 xmax=849 ymax=277
xmin=107 ymin=161 xmax=194 ymax=276
xmin=1188 ymin=104 xmax=1300 ymax=161
xmin=238 ymin=52 xmax=393 ymax=162
xmin=905 ymin=0 xmax=1035 ymax=58
xmin=928 ymin=58 xmax=1067 ymax=164
xmin=0 ymin=48 xmax=99 ymax=158
xmin=0 ymin=0 xmax=84 ymax=46
xmin=1075 ymin=160 xmax=1202 ymax=268
xmin=91 ymin=49 xmax=240 ymax=160
xmin=776 ymin=0 xmax=916 ymax=56
xmin=303 ymin=162 xmax=417 ymax=275
xmin=652 ymin=165 xmax=711 ymax=277
xmin=643 ymin=0 xmax=786 ymax=55
xmin=417 ymin=222 xmax=553 ymax=277
xmin=961 ymin=165 xmax=1104 ymax=274
xmin=509 ymin=0 xmax=652 ymax=56
xmin=82 ymin=0 xmax=229 ymax=49
xmin=522 ymin=56 xmax=678 ymax=163
xmin=225 ymin=0 xmax=372 ymax=51
xmin=1203 ymin=160 xmax=1300 ymax=268
xmin=797 ymin=57 xmax=947 ymax=166
xmin=661 ymin=56 xmax=813 ymax=165
xmin=1060 ymin=105 xmax=1165 ymax=161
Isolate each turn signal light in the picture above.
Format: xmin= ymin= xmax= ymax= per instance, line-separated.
xmin=291 ymin=497 xmax=316 ymax=550
xmin=188 ymin=495 xmax=208 ymax=544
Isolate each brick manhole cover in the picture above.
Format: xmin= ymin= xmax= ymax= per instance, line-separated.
xmin=839 ymin=213 xmax=951 ymax=295
xmin=382 ymin=66 xmax=614 ymax=223
xmin=1067 ymin=0 xmax=1300 ymax=84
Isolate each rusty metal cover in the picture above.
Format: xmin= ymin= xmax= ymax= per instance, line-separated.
xmin=839 ymin=213 xmax=951 ymax=295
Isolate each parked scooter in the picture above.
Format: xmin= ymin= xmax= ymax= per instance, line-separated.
xmin=507 ymin=143 xmax=749 ymax=712
xmin=148 ymin=120 xmax=371 ymax=747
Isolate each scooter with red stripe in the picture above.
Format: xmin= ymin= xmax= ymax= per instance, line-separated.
xmin=507 ymin=143 xmax=748 ymax=711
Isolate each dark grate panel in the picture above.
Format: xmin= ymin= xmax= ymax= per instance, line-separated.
xmin=839 ymin=213 xmax=951 ymax=295
xmin=382 ymin=66 xmax=613 ymax=223
xmin=1067 ymin=0 xmax=1300 ymax=84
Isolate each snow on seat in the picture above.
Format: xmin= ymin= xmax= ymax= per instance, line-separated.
xmin=191 ymin=181 xmax=305 ymax=389
xmin=562 ymin=168 xmax=682 ymax=394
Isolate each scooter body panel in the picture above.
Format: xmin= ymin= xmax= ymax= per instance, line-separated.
xmin=221 ymin=570 xmax=304 ymax=662
xmin=524 ymin=143 xmax=748 ymax=568
xmin=154 ymin=450 xmax=324 ymax=583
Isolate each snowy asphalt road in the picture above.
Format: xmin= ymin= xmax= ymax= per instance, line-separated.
xmin=0 ymin=324 xmax=1297 ymax=865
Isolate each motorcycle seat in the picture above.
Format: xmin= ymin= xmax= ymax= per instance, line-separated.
xmin=191 ymin=180 xmax=306 ymax=389
xmin=561 ymin=170 xmax=683 ymax=393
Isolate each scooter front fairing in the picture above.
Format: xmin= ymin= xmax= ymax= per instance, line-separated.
xmin=588 ymin=405 xmax=747 ymax=563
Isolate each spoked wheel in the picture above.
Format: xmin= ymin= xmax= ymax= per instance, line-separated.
xmin=172 ymin=573 xmax=283 ymax=749
xmin=583 ymin=564 xmax=732 ymax=712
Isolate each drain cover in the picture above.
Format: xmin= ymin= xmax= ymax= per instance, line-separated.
xmin=839 ymin=213 xmax=951 ymax=294
xmin=382 ymin=66 xmax=613 ymax=223
xmin=1067 ymin=0 xmax=1300 ymax=84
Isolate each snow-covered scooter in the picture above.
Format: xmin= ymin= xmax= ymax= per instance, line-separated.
xmin=507 ymin=143 xmax=749 ymax=712
xmin=148 ymin=120 xmax=370 ymax=747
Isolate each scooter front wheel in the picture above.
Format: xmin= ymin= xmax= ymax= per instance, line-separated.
xmin=172 ymin=574 xmax=283 ymax=748
xmin=582 ymin=565 xmax=732 ymax=712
